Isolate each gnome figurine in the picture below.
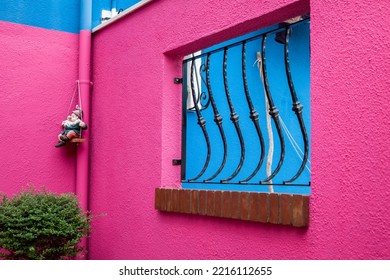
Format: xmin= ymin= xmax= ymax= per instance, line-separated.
xmin=55 ymin=105 xmax=87 ymax=147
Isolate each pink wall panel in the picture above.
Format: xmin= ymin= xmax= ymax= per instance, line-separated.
xmin=310 ymin=0 xmax=390 ymax=259
xmin=0 ymin=21 xmax=79 ymax=195
xmin=89 ymin=0 xmax=390 ymax=259
xmin=2 ymin=0 xmax=386 ymax=260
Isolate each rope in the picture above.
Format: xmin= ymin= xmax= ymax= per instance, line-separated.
xmin=77 ymin=80 xmax=83 ymax=121
xmin=67 ymin=81 xmax=78 ymax=116
xmin=77 ymin=80 xmax=83 ymax=138
xmin=255 ymin=52 xmax=310 ymax=181
xmin=279 ymin=116 xmax=311 ymax=173
xmin=255 ymin=52 xmax=274 ymax=191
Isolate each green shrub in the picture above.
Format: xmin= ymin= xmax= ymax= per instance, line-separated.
xmin=0 ymin=187 xmax=93 ymax=260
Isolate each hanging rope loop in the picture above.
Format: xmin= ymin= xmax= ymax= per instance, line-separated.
xmin=66 ymin=80 xmax=85 ymax=141
xmin=67 ymin=81 xmax=78 ymax=117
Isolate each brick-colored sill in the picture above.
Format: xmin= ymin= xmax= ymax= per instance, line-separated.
xmin=155 ymin=188 xmax=309 ymax=227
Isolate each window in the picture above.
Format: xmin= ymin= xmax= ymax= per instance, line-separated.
xmin=155 ymin=16 xmax=310 ymax=227
xmin=182 ymin=16 xmax=310 ymax=195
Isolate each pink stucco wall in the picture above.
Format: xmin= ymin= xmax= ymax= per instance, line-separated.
xmin=89 ymin=0 xmax=390 ymax=259
xmin=0 ymin=21 xmax=79 ymax=195
xmin=2 ymin=0 xmax=389 ymax=260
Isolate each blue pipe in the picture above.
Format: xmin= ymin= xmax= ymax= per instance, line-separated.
xmin=80 ymin=0 xmax=92 ymax=31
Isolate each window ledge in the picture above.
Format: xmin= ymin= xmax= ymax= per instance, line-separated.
xmin=155 ymin=188 xmax=309 ymax=227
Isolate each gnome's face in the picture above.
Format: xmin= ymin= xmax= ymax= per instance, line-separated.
xmin=70 ymin=113 xmax=79 ymax=121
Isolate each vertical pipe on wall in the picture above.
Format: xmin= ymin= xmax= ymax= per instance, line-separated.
xmin=77 ymin=0 xmax=92 ymax=259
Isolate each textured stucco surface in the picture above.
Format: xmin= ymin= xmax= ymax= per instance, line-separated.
xmin=310 ymin=0 xmax=390 ymax=258
xmin=0 ymin=21 xmax=79 ymax=195
xmin=89 ymin=0 xmax=389 ymax=259
xmin=1 ymin=0 xmax=389 ymax=260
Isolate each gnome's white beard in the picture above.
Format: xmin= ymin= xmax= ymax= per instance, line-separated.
xmin=64 ymin=117 xmax=81 ymax=127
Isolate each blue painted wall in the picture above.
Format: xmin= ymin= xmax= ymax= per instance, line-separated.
xmin=0 ymin=0 xmax=80 ymax=33
xmin=183 ymin=20 xmax=311 ymax=194
xmin=92 ymin=0 xmax=111 ymax=28
xmin=0 ymin=0 xmax=142 ymax=31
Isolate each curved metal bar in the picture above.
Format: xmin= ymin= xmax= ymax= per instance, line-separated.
xmin=203 ymin=53 xmax=228 ymax=182
xmin=283 ymin=27 xmax=309 ymax=184
xmin=220 ymin=47 xmax=246 ymax=183
xmin=188 ymin=57 xmax=212 ymax=182
xmin=240 ymin=40 xmax=266 ymax=183
xmin=260 ymin=34 xmax=286 ymax=183
xmin=186 ymin=59 xmax=210 ymax=111
xmin=199 ymin=63 xmax=211 ymax=110
xmin=187 ymin=89 xmax=209 ymax=111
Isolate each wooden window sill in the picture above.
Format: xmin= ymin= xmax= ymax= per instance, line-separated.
xmin=155 ymin=188 xmax=309 ymax=227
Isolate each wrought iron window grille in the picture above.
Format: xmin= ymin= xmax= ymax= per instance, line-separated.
xmin=181 ymin=17 xmax=311 ymax=194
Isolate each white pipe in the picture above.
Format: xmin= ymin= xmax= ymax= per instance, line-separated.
xmin=92 ymin=0 xmax=155 ymax=33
